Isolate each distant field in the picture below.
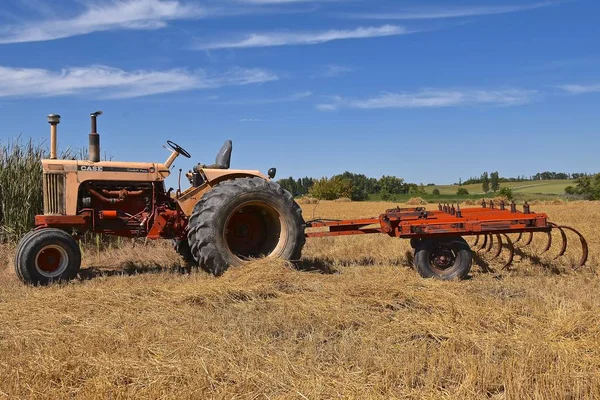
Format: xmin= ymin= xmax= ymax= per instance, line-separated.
xmin=425 ymin=179 xmax=574 ymax=196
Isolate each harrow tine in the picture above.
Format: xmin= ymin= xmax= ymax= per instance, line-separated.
xmin=473 ymin=235 xmax=480 ymax=247
xmin=550 ymin=224 xmax=568 ymax=259
xmin=493 ymin=234 xmax=503 ymax=259
xmin=514 ymin=232 xmax=523 ymax=244
xmin=501 ymin=234 xmax=515 ymax=270
xmin=557 ymin=225 xmax=589 ymax=269
xmin=479 ymin=234 xmax=489 ymax=251
xmin=524 ymin=232 xmax=534 ymax=246
xmin=541 ymin=231 xmax=553 ymax=254
xmin=486 ymin=234 xmax=494 ymax=253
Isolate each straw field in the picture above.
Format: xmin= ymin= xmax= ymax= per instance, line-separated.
xmin=0 ymin=200 xmax=599 ymax=399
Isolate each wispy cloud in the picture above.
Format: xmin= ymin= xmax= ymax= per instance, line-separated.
xmin=323 ymin=64 xmax=355 ymax=77
xmin=240 ymin=117 xmax=263 ymax=122
xmin=219 ymin=91 xmax=312 ymax=105
xmin=348 ymin=1 xmax=559 ymax=20
xmin=558 ymin=83 xmax=600 ymax=94
xmin=317 ymin=89 xmax=538 ymax=110
xmin=0 ymin=0 xmax=205 ymax=44
xmin=194 ymin=24 xmax=410 ymax=50
xmin=0 ymin=65 xmax=278 ymax=99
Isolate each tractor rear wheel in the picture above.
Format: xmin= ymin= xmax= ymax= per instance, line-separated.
xmin=187 ymin=177 xmax=305 ymax=275
xmin=413 ymin=237 xmax=472 ymax=280
xmin=172 ymin=238 xmax=196 ymax=265
xmin=15 ymin=228 xmax=81 ymax=285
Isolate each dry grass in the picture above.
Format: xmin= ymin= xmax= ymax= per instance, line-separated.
xmin=1 ymin=201 xmax=599 ymax=399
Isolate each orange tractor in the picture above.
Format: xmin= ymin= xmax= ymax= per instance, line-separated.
xmin=14 ymin=112 xmax=589 ymax=285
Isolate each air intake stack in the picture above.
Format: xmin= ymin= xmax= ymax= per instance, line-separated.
xmin=47 ymin=114 xmax=60 ymax=160
xmin=89 ymin=111 xmax=102 ymax=162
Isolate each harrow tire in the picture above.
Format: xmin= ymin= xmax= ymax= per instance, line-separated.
xmin=414 ymin=237 xmax=472 ymax=280
xmin=15 ymin=228 xmax=81 ymax=286
xmin=187 ymin=177 xmax=305 ymax=275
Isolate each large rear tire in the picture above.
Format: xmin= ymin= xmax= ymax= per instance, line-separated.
xmin=187 ymin=177 xmax=305 ymax=275
xmin=172 ymin=238 xmax=196 ymax=265
xmin=15 ymin=228 xmax=81 ymax=286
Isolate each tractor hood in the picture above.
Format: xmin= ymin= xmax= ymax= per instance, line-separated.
xmin=42 ymin=159 xmax=171 ymax=182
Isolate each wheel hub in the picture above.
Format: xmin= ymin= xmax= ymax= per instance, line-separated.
xmin=429 ymin=246 xmax=456 ymax=271
xmin=35 ymin=245 xmax=69 ymax=277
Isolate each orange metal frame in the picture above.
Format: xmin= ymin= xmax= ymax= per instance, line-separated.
xmin=305 ymin=204 xmax=551 ymax=239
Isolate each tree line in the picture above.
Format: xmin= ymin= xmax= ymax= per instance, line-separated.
xmin=460 ymin=171 xmax=588 ymax=186
xmin=277 ymin=172 xmax=427 ymax=201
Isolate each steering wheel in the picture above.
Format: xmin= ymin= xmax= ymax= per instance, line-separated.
xmin=166 ymin=140 xmax=191 ymax=159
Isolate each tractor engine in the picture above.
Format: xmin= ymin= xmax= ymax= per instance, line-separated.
xmin=76 ymin=181 xmax=181 ymax=238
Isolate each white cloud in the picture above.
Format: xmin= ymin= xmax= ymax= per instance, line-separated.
xmin=0 ymin=65 xmax=278 ymax=99
xmin=219 ymin=91 xmax=312 ymax=105
xmin=323 ymin=64 xmax=355 ymax=77
xmin=0 ymin=0 xmax=205 ymax=44
xmin=240 ymin=117 xmax=263 ymax=122
xmin=558 ymin=84 xmax=600 ymax=94
xmin=317 ymin=89 xmax=538 ymax=110
xmin=194 ymin=25 xmax=409 ymax=50
xmin=349 ymin=2 xmax=559 ymax=20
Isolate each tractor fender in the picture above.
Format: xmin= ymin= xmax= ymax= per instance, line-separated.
xmin=176 ymin=169 xmax=269 ymax=217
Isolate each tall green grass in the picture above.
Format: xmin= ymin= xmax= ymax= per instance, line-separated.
xmin=0 ymin=139 xmax=92 ymax=243
xmin=0 ymin=138 xmax=45 ymax=242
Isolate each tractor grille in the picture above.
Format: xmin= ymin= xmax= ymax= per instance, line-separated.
xmin=43 ymin=173 xmax=66 ymax=215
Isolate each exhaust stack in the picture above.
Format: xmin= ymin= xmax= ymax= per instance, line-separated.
xmin=89 ymin=111 xmax=103 ymax=162
xmin=47 ymin=114 xmax=60 ymax=160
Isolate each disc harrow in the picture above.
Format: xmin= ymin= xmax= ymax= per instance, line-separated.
xmin=305 ymin=200 xmax=589 ymax=277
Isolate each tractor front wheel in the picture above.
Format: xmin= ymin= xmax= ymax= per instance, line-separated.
xmin=15 ymin=228 xmax=81 ymax=285
xmin=187 ymin=177 xmax=305 ymax=275
xmin=413 ymin=237 xmax=472 ymax=280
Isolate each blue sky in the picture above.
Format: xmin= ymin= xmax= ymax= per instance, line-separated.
xmin=0 ymin=0 xmax=599 ymax=185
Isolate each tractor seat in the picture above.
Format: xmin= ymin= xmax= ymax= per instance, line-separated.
xmin=200 ymin=140 xmax=232 ymax=170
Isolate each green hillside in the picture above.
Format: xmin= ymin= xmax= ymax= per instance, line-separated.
xmin=425 ymin=179 xmax=574 ymax=196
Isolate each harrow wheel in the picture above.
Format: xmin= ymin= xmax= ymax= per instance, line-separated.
xmin=15 ymin=228 xmax=81 ymax=286
xmin=187 ymin=177 xmax=305 ymax=275
xmin=413 ymin=237 xmax=472 ymax=280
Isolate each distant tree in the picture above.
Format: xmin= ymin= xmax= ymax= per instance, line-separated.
xmin=334 ymin=172 xmax=374 ymax=201
xmin=490 ymin=171 xmax=500 ymax=192
xmin=379 ymin=176 xmax=405 ymax=195
xmin=498 ymin=187 xmax=514 ymax=200
xmin=458 ymin=177 xmax=462 ymax=186
xmin=278 ymin=177 xmax=299 ymax=196
xmin=457 ymin=187 xmax=469 ymax=196
xmin=379 ymin=189 xmax=392 ymax=201
xmin=564 ymin=174 xmax=600 ymax=200
xmin=309 ymin=176 xmax=353 ymax=200
xmin=432 ymin=188 xmax=440 ymax=196
xmin=481 ymin=172 xmax=490 ymax=193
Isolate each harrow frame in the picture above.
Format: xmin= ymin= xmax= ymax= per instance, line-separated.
xmin=305 ymin=200 xmax=588 ymax=271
